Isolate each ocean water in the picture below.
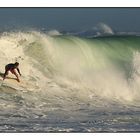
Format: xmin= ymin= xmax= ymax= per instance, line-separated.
xmin=0 ymin=31 xmax=140 ymax=132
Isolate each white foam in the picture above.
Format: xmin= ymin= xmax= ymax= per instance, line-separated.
xmin=0 ymin=31 xmax=48 ymax=92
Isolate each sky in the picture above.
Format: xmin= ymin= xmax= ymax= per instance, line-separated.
xmin=0 ymin=8 xmax=140 ymax=32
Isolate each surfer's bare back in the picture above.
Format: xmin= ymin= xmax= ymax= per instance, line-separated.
xmin=3 ymin=62 xmax=21 ymax=82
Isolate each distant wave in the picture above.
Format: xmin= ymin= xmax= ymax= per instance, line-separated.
xmin=65 ymin=22 xmax=114 ymax=37
xmin=63 ymin=23 xmax=140 ymax=37
xmin=93 ymin=22 xmax=114 ymax=35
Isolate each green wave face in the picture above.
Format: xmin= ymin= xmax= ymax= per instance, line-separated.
xmin=24 ymin=34 xmax=140 ymax=83
xmin=2 ymin=31 xmax=140 ymax=102
xmin=46 ymin=36 xmax=140 ymax=77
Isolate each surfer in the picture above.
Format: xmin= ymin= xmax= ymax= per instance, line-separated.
xmin=3 ymin=62 xmax=21 ymax=82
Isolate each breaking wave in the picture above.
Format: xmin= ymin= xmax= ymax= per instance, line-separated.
xmin=0 ymin=31 xmax=140 ymax=103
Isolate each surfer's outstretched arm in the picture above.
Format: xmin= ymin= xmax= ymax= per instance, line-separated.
xmin=17 ymin=68 xmax=21 ymax=76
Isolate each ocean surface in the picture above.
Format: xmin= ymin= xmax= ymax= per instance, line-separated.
xmin=0 ymin=30 xmax=140 ymax=132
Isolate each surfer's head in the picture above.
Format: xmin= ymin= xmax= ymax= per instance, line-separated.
xmin=14 ymin=62 xmax=19 ymax=67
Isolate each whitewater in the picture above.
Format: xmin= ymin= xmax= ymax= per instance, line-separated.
xmin=0 ymin=31 xmax=140 ymax=132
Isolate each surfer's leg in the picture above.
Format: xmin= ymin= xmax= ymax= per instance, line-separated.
xmin=10 ymin=70 xmax=20 ymax=82
xmin=3 ymin=70 xmax=9 ymax=80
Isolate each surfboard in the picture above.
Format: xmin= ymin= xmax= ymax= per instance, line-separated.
xmin=0 ymin=75 xmax=39 ymax=92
